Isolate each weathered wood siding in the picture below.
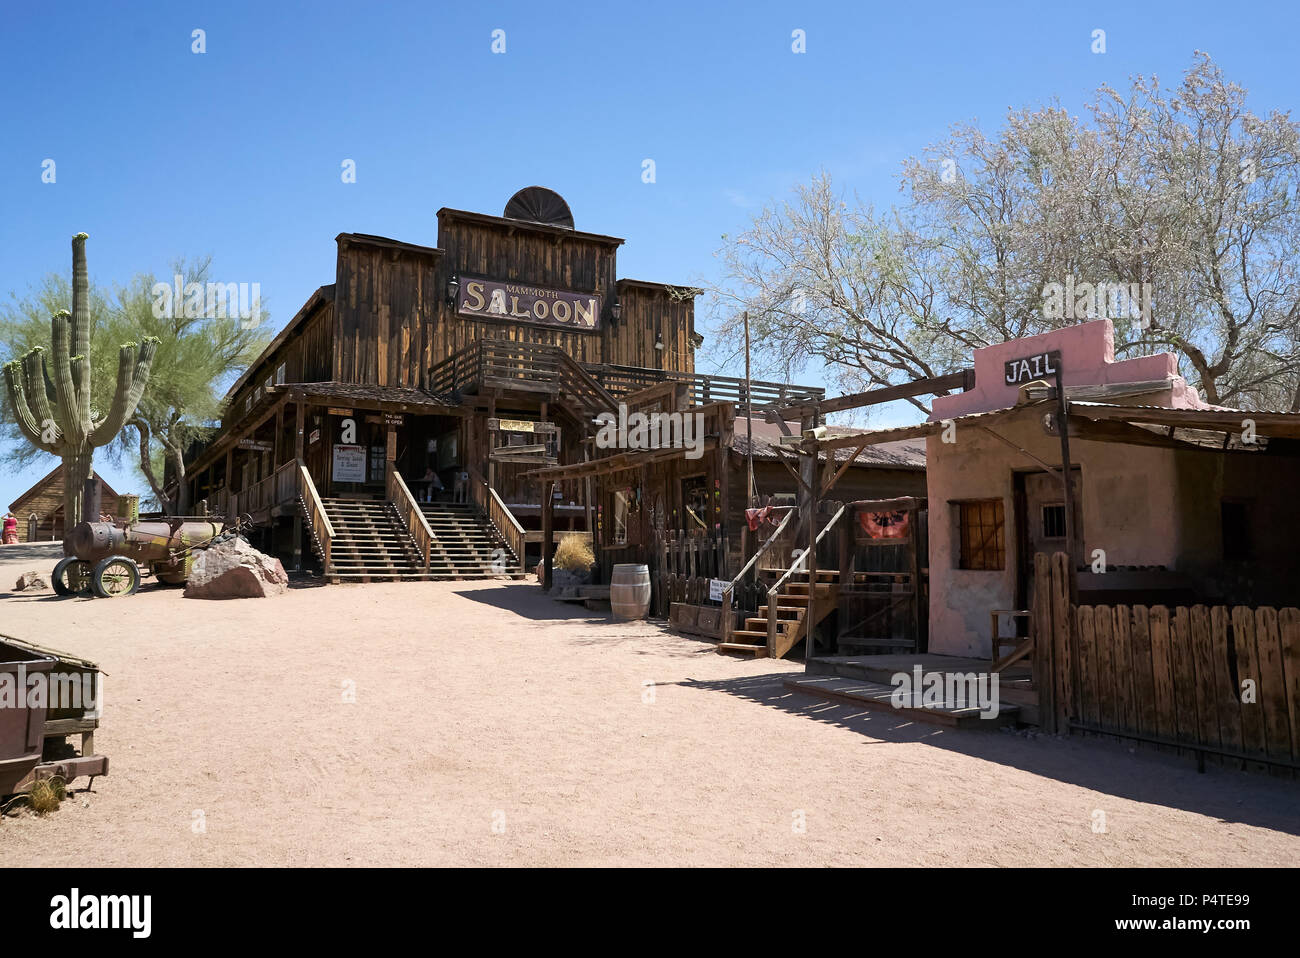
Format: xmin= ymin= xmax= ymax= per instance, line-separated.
xmin=226 ymin=297 xmax=334 ymax=431
xmin=333 ymin=239 xmax=439 ymax=388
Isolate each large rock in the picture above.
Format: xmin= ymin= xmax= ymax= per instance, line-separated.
xmin=14 ymin=570 xmax=50 ymax=592
xmin=184 ymin=537 xmax=288 ymax=599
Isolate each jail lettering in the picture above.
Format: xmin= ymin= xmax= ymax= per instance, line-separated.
xmin=1004 ymin=350 xmax=1061 ymax=386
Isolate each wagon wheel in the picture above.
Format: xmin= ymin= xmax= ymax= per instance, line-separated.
xmin=51 ymin=557 xmax=93 ymax=596
xmin=91 ymin=556 xmax=141 ymax=598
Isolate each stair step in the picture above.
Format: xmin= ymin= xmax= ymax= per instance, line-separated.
xmin=744 ymin=618 xmax=797 ymax=632
xmin=783 ymin=676 xmax=1017 ymax=729
xmin=757 ymin=606 xmax=804 ymax=618
xmin=716 ymin=642 xmax=769 ymax=658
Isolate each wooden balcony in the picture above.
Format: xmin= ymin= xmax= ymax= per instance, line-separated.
xmin=428 ymin=341 xmax=823 ymax=410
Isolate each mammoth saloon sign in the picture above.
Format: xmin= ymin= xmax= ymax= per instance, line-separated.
xmin=456 ymin=276 xmax=601 ymax=331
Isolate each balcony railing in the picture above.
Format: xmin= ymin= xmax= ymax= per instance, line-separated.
xmin=428 ymin=342 xmax=823 ymax=409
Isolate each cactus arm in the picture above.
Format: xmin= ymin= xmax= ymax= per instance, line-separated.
xmin=4 ymin=359 xmax=60 ymax=454
xmin=70 ymin=232 xmax=92 ymax=416
xmin=21 ymin=348 xmax=59 ymax=443
xmin=49 ymin=309 xmax=85 ymax=443
xmin=90 ymin=337 xmax=159 ymax=446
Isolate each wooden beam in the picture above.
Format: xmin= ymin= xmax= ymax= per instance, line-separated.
xmin=815 ymin=421 xmax=940 ymax=451
xmin=1065 ymin=414 xmax=1221 ymax=452
xmin=775 ymin=368 xmax=974 ymax=420
xmin=976 ymin=425 xmax=1064 ymax=481
xmin=819 ymin=440 xmax=872 ymax=497
xmin=773 ymin=443 xmax=813 ymax=496
xmin=1073 ymin=403 xmax=1300 ymax=439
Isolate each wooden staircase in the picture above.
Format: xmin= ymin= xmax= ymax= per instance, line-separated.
xmin=322 ymin=497 xmax=426 ymax=582
xmin=318 ymin=498 xmax=521 ymax=581
xmin=718 ymin=570 xmax=841 ymax=659
xmin=418 ymin=501 xmax=519 ymax=577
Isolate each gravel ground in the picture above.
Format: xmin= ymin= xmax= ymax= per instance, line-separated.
xmin=1 ymin=554 xmax=1297 ymax=866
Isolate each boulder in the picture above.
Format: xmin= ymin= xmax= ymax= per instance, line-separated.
xmin=14 ymin=571 xmax=50 ymax=592
xmin=184 ymin=537 xmax=288 ymax=599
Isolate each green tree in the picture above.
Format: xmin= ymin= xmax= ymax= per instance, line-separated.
xmin=104 ymin=258 xmax=271 ymax=513
xmin=2 ymin=246 xmax=272 ymax=516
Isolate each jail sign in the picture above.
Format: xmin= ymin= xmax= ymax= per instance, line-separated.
xmin=457 ymin=276 xmax=600 ymax=331
xmin=1004 ymin=349 xmax=1061 ymax=386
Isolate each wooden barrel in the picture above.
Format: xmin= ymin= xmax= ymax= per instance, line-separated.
xmin=609 ymin=563 xmax=652 ymax=620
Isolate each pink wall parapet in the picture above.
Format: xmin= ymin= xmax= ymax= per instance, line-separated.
xmin=930 ymin=319 xmax=1209 ymax=420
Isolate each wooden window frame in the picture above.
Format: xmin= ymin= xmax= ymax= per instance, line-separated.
xmin=955 ymin=498 xmax=1006 ymax=571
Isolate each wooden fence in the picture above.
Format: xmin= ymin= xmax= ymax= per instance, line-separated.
xmin=1033 ymin=552 xmax=1300 ymax=774
xmin=653 ymin=528 xmax=728 ymax=618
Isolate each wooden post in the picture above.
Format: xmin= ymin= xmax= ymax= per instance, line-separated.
xmin=744 ymin=310 xmax=755 ymax=506
xmin=275 ymin=404 xmax=284 ymax=468
xmin=1032 ymin=553 xmax=1058 ymax=734
xmin=541 ymin=480 xmax=554 ymax=591
xmin=1054 ymin=365 xmax=1078 ymax=604
xmin=805 ymin=494 xmax=818 ymax=662
xmin=292 ymin=401 xmax=305 ymax=572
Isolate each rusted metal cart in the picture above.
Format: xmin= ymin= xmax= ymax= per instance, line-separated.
xmin=52 ymin=514 xmax=239 ymax=599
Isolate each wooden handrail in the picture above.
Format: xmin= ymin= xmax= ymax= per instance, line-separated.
xmin=722 ymin=507 xmax=796 ymax=600
xmin=298 ymin=458 xmax=333 ymax=572
xmin=486 ymin=485 xmax=525 ymax=573
xmin=467 ymin=463 xmax=524 ymax=573
xmin=386 ymin=462 xmax=435 ymax=573
xmin=766 ymin=502 xmax=847 ymax=655
xmin=274 ymin=459 xmax=298 ymax=505
xmin=718 ymin=506 xmax=795 ymax=643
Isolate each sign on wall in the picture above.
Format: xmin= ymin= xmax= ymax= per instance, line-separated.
xmin=456 ymin=276 xmax=601 ymax=331
xmin=1004 ymin=350 xmax=1061 ymax=386
xmin=332 ymin=444 xmax=367 ymax=483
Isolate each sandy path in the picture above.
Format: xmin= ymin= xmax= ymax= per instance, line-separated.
xmin=0 ymin=553 xmax=1296 ymax=866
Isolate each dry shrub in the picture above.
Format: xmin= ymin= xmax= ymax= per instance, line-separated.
xmin=553 ymin=534 xmax=595 ymax=572
xmin=26 ymin=777 xmax=66 ymax=816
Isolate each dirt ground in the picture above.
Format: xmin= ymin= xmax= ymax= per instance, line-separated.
xmin=0 ymin=545 xmax=1297 ymax=866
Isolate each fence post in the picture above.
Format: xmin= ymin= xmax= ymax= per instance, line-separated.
xmin=1032 ymin=552 xmax=1057 ymax=734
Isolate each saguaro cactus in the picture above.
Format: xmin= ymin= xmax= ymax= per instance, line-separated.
xmin=4 ymin=232 xmax=159 ymax=530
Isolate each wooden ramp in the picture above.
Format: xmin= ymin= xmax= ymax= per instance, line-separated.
xmin=783 ymin=675 xmax=1019 ymax=729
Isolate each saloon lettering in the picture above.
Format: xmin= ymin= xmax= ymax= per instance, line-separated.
xmin=458 ymin=278 xmax=600 ymax=331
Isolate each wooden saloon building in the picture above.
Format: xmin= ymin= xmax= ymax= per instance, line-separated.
xmin=183 ymin=187 xmax=854 ymax=582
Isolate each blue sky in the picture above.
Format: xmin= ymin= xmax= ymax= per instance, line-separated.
xmin=2 ymin=0 xmax=1296 ymax=510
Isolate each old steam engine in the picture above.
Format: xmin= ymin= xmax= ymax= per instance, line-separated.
xmin=52 ymin=494 xmax=230 ymax=598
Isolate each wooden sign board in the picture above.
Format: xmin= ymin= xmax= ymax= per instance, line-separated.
xmin=328 ymin=407 xmax=353 ymax=417
xmin=1004 ymin=350 xmax=1061 ymax=386
xmin=457 ymin=275 xmax=601 ymax=332
xmin=238 ymin=439 xmax=273 ymax=453
xmin=488 ymin=418 xmax=559 ymax=434
xmin=332 ymin=444 xmax=367 ymax=483
xmin=490 ymin=444 xmax=548 ymax=459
